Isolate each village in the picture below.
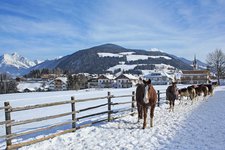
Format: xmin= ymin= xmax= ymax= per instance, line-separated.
xmin=2 ymin=69 xmax=215 ymax=93
xmin=0 ymin=55 xmax=221 ymax=94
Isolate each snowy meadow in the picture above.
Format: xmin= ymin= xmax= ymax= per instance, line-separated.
xmin=0 ymin=85 xmax=225 ymax=150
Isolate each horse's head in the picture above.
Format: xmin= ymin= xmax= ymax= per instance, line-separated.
xmin=171 ymin=82 xmax=177 ymax=88
xmin=143 ymin=79 xmax=151 ymax=104
xmin=171 ymin=82 xmax=178 ymax=97
xmin=143 ymin=79 xmax=151 ymax=85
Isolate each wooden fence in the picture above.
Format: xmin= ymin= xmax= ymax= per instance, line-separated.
xmin=0 ymin=90 xmax=166 ymax=150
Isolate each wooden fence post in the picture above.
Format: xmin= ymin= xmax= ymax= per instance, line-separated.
xmin=4 ymin=102 xmax=12 ymax=148
xmin=131 ymin=91 xmax=135 ymax=116
xmin=107 ymin=92 xmax=111 ymax=122
xmin=157 ymin=90 xmax=160 ymax=107
xmin=71 ymin=96 xmax=76 ymax=131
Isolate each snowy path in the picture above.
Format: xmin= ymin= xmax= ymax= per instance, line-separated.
xmin=20 ymin=86 xmax=225 ymax=150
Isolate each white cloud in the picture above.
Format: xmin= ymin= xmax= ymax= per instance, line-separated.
xmin=0 ymin=0 xmax=225 ymax=62
xmin=0 ymin=15 xmax=81 ymax=38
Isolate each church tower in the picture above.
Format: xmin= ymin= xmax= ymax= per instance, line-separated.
xmin=193 ymin=54 xmax=197 ymax=70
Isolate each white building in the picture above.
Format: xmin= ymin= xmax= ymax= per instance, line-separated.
xmin=115 ymin=74 xmax=139 ymax=88
xmin=49 ymin=77 xmax=68 ymax=91
xmin=181 ymin=70 xmax=210 ymax=84
xmin=87 ymin=78 xmax=98 ymax=88
xmin=97 ymin=74 xmax=115 ymax=88
xmin=144 ymin=72 xmax=172 ymax=85
xmin=17 ymin=81 xmax=44 ymax=92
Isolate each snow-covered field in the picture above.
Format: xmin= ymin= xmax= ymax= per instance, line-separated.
xmin=1 ymin=85 xmax=225 ymax=150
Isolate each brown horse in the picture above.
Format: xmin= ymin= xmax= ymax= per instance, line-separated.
xmin=166 ymin=82 xmax=178 ymax=112
xmin=204 ymin=84 xmax=214 ymax=96
xmin=136 ymin=79 xmax=157 ymax=129
xmin=197 ymin=84 xmax=209 ymax=100
xmin=187 ymin=86 xmax=197 ymax=104
xmin=178 ymin=88 xmax=189 ymax=100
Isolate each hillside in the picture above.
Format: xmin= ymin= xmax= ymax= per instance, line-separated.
xmin=34 ymin=44 xmax=193 ymax=74
xmin=1 ymin=44 xmax=207 ymax=76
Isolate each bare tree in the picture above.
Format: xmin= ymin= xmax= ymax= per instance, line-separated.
xmin=0 ymin=73 xmax=17 ymax=94
xmin=206 ymin=49 xmax=225 ymax=85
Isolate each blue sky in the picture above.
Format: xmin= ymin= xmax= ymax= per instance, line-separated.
xmin=0 ymin=0 xmax=225 ymax=62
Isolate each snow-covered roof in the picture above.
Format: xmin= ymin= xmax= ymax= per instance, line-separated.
xmin=98 ymin=74 xmax=115 ymax=80
xmin=122 ymin=74 xmax=139 ymax=80
xmin=144 ymin=71 xmax=173 ymax=79
xmin=55 ymin=77 xmax=67 ymax=84
xmin=104 ymin=74 xmax=115 ymax=80
xmin=17 ymin=82 xmax=43 ymax=92
xmin=24 ymin=87 xmax=36 ymax=92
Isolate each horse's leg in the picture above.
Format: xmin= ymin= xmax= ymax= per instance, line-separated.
xmin=169 ymin=100 xmax=172 ymax=112
xmin=178 ymin=96 xmax=182 ymax=105
xmin=190 ymin=95 xmax=193 ymax=105
xmin=143 ymin=107 xmax=147 ymax=129
xmin=150 ymin=104 xmax=155 ymax=127
xmin=137 ymin=103 xmax=141 ymax=122
xmin=172 ymin=99 xmax=175 ymax=112
xmin=180 ymin=96 xmax=184 ymax=105
xmin=203 ymin=92 xmax=207 ymax=100
xmin=196 ymin=95 xmax=199 ymax=101
xmin=204 ymin=94 xmax=208 ymax=101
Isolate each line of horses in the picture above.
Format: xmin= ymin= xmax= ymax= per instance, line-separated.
xmin=136 ymin=79 xmax=214 ymax=129
xmin=167 ymin=83 xmax=214 ymax=112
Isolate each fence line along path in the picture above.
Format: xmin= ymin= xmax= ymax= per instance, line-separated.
xmin=1 ymin=90 xmax=159 ymax=150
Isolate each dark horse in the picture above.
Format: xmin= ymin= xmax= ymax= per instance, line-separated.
xmin=136 ymin=79 xmax=157 ymax=129
xmin=166 ymin=82 xmax=178 ymax=112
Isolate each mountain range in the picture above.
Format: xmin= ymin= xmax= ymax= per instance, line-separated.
xmin=0 ymin=53 xmax=40 ymax=76
xmin=0 ymin=44 xmax=207 ymax=76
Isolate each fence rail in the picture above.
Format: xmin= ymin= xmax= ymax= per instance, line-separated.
xmin=0 ymin=106 xmax=10 ymax=111
xmin=7 ymin=111 xmax=76 ymax=127
xmin=0 ymin=89 xmax=166 ymax=149
xmin=0 ymin=91 xmax=142 ymax=150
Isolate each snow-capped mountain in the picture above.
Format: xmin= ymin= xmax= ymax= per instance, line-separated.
xmin=0 ymin=53 xmax=39 ymax=76
xmin=36 ymin=44 xmax=193 ymax=74
xmin=34 ymin=59 xmax=44 ymax=65
xmin=1 ymin=44 xmax=207 ymax=76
